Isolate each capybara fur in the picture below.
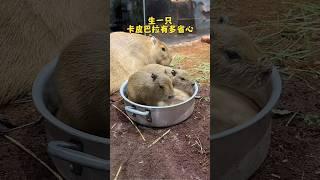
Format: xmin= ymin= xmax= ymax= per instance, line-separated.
xmin=157 ymin=88 xmax=190 ymax=106
xmin=212 ymin=86 xmax=260 ymax=134
xmin=127 ymin=71 xmax=174 ymax=106
xmin=0 ymin=0 xmax=106 ymax=105
xmin=171 ymin=69 xmax=195 ymax=96
xmin=141 ymin=64 xmax=195 ymax=96
xmin=212 ymin=58 xmax=272 ymax=133
xmin=212 ymin=22 xmax=264 ymax=64
xmin=211 ymin=17 xmax=272 ymax=106
xmin=53 ymin=32 xmax=107 ymax=137
xmin=110 ymin=32 xmax=172 ymax=94
xmin=211 ymin=17 xmax=273 ymax=133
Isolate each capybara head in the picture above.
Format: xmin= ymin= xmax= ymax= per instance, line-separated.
xmin=151 ymin=73 xmax=175 ymax=101
xmin=164 ymin=67 xmax=195 ymax=96
xmin=149 ymin=36 xmax=172 ymax=66
xmin=127 ymin=71 xmax=174 ymax=106
xmin=53 ymin=31 xmax=108 ymax=137
xmin=166 ymin=68 xmax=195 ymax=96
xmin=212 ymin=22 xmax=264 ymax=64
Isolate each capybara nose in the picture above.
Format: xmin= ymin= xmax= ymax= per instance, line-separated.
xmin=168 ymin=95 xmax=174 ymax=99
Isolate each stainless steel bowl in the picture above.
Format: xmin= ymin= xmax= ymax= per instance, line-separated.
xmin=211 ymin=67 xmax=282 ymax=180
xmin=119 ymin=80 xmax=199 ymax=127
xmin=32 ymin=59 xmax=109 ymax=180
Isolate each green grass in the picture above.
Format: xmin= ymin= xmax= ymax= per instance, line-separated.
xmin=170 ymin=55 xmax=187 ymax=68
xmin=249 ymin=2 xmax=320 ymax=65
xmin=191 ymin=62 xmax=210 ymax=83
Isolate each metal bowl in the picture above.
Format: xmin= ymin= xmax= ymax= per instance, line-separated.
xmin=211 ymin=67 xmax=282 ymax=180
xmin=32 ymin=59 xmax=109 ymax=180
xmin=119 ymin=80 xmax=199 ymax=127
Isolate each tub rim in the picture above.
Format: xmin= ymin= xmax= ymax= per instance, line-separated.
xmin=210 ymin=67 xmax=282 ymax=140
xmin=32 ymin=59 xmax=109 ymax=144
xmin=119 ymin=80 xmax=199 ymax=109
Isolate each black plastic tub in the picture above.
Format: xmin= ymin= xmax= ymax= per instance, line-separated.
xmin=32 ymin=59 xmax=109 ymax=180
xmin=211 ymin=67 xmax=282 ymax=180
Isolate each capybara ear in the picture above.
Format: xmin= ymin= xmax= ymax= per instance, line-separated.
xmin=151 ymin=36 xmax=158 ymax=46
xmin=171 ymin=69 xmax=177 ymax=76
xmin=151 ymin=73 xmax=158 ymax=81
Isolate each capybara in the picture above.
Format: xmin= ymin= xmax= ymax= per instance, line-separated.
xmin=110 ymin=32 xmax=172 ymax=94
xmin=212 ymin=51 xmax=272 ymax=134
xmin=140 ymin=64 xmax=195 ymax=96
xmin=127 ymin=71 xmax=175 ymax=106
xmin=0 ymin=0 xmax=106 ymax=105
xmin=53 ymin=32 xmax=107 ymax=137
xmin=211 ymin=17 xmax=272 ymax=133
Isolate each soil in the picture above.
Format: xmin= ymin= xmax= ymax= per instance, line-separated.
xmin=214 ymin=0 xmax=320 ymax=179
xmin=110 ymin=40 xmax=210 ymax=179
xmin=110 ymin=85 xmax=210 ymax=179
xmin=0 ymin=100 xmax=57 ymax=180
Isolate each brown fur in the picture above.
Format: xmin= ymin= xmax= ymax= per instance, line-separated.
xmin=110 ymin=32 xmax=172 ymax=94
xmin=53 ymin=32 xmax=107 ymax=137
xmin=212 ymin=23 xmax=264 ymax=64
xmin=211 ymin=19 xmax=272 ymax=106
xmin=171 ymin=69 xmax=194 ymax=96
xmin=157 ymin=88 xmax=190 ymax=106
xmin=141 ymin=64 xmax=194 ymax=96
xmin=0 ymin=0 xmax=106 ymax=105
xmin=127 ymin=71 xmax=174 ymax=106
xmin=212 ymin=86 xmax=260 ymax=134
xmin=212 ymin=59 xmax=272 ymax=133
xmin=211 ymin=20 xmax=273 ymax=133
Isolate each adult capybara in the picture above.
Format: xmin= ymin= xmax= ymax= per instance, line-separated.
xmin=110 ymin=32 xmax=172 ymax=94
xmin=53 ymin=32 xmax=107 ymax=137
xmin=0 ymin=0 xmax=106 ymax=105
xmin=127 ymin=71 xmax=175 ymax=106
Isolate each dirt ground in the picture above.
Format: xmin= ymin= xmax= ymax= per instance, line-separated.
xmin=214 ymin=0 xmax=320 ymax=179
xmin=0 ymin=99 xmax=57 ymax=180
xmin=110 ymin=40 xmax=210 ymax=179
xmin=110 ymin=85 xmax=210 ymax=179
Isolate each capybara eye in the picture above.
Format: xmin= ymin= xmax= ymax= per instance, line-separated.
xmin=171 ymin=70 xmax=176 ymax=76
xmin=159 ymin=85 xmax=164 ymax=89
xmin=180 ymin=77 xmax=185 ymax=81
xmin=162 ymin=47 xmax=166 ymax=51
xmin=224 ymin=50 xmax=241 ymax=61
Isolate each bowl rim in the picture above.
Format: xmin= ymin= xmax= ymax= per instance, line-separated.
xmin=210 ymin=67 xmax=282 ymax=140
xmin=32 ymin=59 xmax=108 ymax=144
xmin=119 ymin=80 xmax=199 ymax=109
